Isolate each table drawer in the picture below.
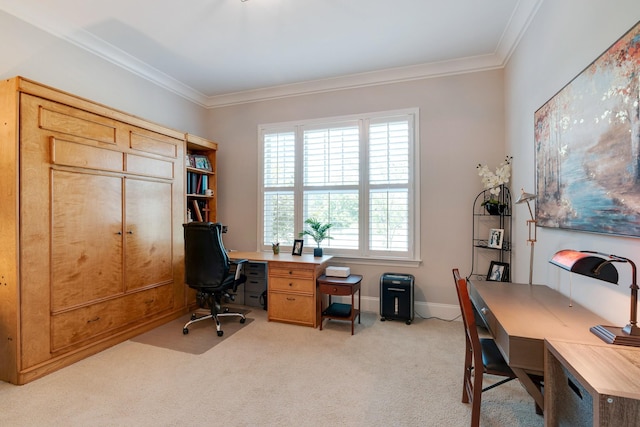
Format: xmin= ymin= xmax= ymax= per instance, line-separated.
xmin=270 ymin=276 xmax=315 ymax=293
xmin=268 ymin=292 xmax=315 ymax=325
xmin=319 ymin=283 xmax=352 ymax=296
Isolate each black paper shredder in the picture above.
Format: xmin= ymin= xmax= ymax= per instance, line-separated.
xmin=380 ymin=273 xmax=414 ymax=325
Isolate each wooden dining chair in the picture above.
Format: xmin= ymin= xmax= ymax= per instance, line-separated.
xmin=452 ymin=268 xmax=517 ymax=427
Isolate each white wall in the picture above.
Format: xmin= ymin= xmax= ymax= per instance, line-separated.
xmin=0 ymin=10 xmax=207 ymax=135
xmin=506 ymin=1 xmax=640 ymax=325
xmin=208 ymin=70 xmax=506 ymax=318
xmin=12 ymin=3 xmax=635 ymax=322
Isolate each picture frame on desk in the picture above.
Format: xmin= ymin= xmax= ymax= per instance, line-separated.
xmin=292 ymin=239 xmax=304 ymax=256
xmin=487 ymin=261 xmax=509 ymax=282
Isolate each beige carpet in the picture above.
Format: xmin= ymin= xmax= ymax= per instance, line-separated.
xmin=0 ymin=308 xmax=543 ymax=426
xmin=131 ymin=309 xmax=253 ymax=354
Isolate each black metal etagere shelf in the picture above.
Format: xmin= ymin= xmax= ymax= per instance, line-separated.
xmin=469 ymin=185 xmax=512 ymax=281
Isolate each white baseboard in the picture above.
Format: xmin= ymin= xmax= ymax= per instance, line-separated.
xmin=355 ymin=296 xmax=461 ymax=322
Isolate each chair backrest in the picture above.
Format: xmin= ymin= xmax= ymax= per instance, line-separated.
xmin=183 ymin=222 xmax=230 ymax=290
xmin=452 ymin=269 xmax=482 ymax=357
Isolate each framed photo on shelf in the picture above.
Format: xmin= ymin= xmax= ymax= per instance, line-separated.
xmin=191 ymin=154 xmax=212 ymax=171
xmin=292 ymin=239 xmax=304 ymax=256
xmin=487 ymin=228 xmax=504 ymax=249
xmin=487 ymin=261 xmax=509 ymax=282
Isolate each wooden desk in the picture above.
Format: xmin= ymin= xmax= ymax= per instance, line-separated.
xmin=545 ymin=339 xmax=640 ymax=426
xmin=468 ymin=281 xmax=610 ymax=411
xmin=229 ymin=252 xmax=332 ymax=327
xmin=318 ymin=274 xmax=362 ymax=335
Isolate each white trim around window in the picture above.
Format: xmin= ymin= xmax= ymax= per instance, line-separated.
xmin=258 ymin=108 xmax=420 ymax=263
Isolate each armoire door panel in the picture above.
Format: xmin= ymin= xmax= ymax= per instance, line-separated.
xmin=51 ymin=170 xmax=124 ymax=311
xmin=124 ymin=178 xmax=173 ymax=291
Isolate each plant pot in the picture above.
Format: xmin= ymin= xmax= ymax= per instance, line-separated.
xmin=313 ymin=247 xmax=323 ymax=257
xmin=485 ymin=203 xmax=506 ymax=215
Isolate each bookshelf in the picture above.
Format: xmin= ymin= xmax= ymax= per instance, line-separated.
xmin=185 ymin=134 xmax=218 ymax=223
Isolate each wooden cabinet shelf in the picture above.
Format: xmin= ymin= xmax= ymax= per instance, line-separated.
xmin=186 ymin=134 xmax=217 ymax=223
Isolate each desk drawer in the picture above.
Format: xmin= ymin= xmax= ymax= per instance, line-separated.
xmin=469 ymin=284 xmax=497 ymax=332
xmin=244 ymin=262 xmax=266 ymax=279
xmin=270 ymin=265 xmax=314 ymax=280
xmin=270 ymin=276 xmax=315 ymax=293
xmin=319 ymin=283 xmax=352 ymax=296
xmin=268 ymin=292 xmax=315 ymax=325
xmin=245 ymin=277 xmax=266 ymax=293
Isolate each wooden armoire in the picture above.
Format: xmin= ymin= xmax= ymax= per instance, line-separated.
xmin=0 ymin=77 xmax=191 ymax=384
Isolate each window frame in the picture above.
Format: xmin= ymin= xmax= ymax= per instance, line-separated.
xmin=258 ymin=108 xmax=420 ymax=263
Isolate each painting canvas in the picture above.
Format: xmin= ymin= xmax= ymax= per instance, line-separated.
xmin=534 ymin=21 xmax=640 ymax=237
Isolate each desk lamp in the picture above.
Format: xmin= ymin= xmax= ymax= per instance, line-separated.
xmin=550 ymin=249 xmax=640 ymax=347
xmin=515 ymin=189 xmax=537 ymax=284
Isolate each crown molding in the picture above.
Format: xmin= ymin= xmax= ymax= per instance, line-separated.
xmin=204 ymin=54 xmax=503 ymax=108
xmin=494 ymin=0 xmax=543 ymax=64
xmin=0 ymin=1 xmax=210 ymax=106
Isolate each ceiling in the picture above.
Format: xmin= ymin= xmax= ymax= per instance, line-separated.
xmin=0 ymin=0 xmax=541 ymax=107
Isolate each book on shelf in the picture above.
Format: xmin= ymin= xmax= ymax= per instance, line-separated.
xmin=196 ymin=174 xmax=202 ymax=194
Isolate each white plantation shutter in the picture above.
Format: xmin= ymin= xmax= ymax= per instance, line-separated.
xmin=259 ymin=109 xmax=418 ymax=260
xmin=303 ymin=124 xmax=359 ymax=186
xmin=302 ymin=123 xmax=360 ymax=249
xmin=263 ymin=131 xmax=295 ymax=244
xmin=369 ymin=119 xmax=410 ymax=252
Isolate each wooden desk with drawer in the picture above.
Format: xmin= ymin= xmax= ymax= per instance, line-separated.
xmin=229 ymin=252 xmax=332 ymax=327
xmin=468 ymin=280 xmax=609 ymax=411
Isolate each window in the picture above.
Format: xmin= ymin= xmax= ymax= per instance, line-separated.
xmin=259 ymin=109 xmax=419 ymax=261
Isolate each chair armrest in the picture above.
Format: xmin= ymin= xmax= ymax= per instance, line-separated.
xmin=230 ymin=258 xmax=248 ymax=281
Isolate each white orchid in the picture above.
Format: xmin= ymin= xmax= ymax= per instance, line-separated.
xmin=477 ymin=156 xmax=512 ymax=197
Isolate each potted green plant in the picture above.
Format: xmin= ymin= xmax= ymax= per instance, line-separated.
xmin=299 ymin=218 xmax=333 ymax=257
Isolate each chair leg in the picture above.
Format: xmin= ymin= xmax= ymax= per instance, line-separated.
xmin=462 ymin=345 xmax=473 ymax=403
xmin=182 ymin=311 xmax=213 ymax=334
xmin=470 ymin=368 xmax=483 ymax=427
xmin=183 ymin=293 xmax=248 ymax=337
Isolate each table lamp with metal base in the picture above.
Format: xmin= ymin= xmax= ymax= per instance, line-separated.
xmin=550 ymin=249 xmax=640 ymax=347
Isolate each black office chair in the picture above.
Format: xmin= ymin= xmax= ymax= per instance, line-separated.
xmin=183 ymin=222 xmax=248 ymax=337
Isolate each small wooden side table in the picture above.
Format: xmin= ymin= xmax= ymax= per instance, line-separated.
xmin=318 ymin=274 xmax=362 ymax=335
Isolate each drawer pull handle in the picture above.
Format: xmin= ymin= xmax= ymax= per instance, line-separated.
xmin=332 ymin=287 xmax=338 ymax=292
xmin=288 ymin=270 xmax=293 ymax=275
xmin=116 ymin=231 xmax=122 ymax=235
xmin=289 ymin=283 xmax=293 ymax=287
xmin=287 ymin=297 xmax=295 ymax=301
xmin=87 ymin=316 xmax=101 ymax=323
xmin=144 ymin=298 xmax=155 ymax=304
xmin=126 ymin=230 xmax=134 ymax=234
xmin=481 ymin=307 xmax=488 ymax=315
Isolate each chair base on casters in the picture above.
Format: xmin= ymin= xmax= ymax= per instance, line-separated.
xmin=182 ymin=292 xmax=246 ymax=337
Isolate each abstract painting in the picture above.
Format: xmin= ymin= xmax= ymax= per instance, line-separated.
xmin=534 ymin=21 xmax=640 ymax=237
